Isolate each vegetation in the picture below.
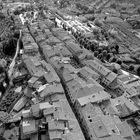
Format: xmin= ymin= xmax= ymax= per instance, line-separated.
xmin=137 ymin=7 xmax=140 ymax=14
xmin=110 ymin=3 xmax=117 ymax=9
xmin=0 ymin=111 xmax=10 ymax=123
xmin=136 ymin=66 xmax=140 ymax=76
xmin=129 ymin=65 xmax=135 ymax=71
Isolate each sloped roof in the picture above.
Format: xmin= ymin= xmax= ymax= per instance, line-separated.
xmin=78 ymin=90 xmax=110 ymax=106
xmin=48 ymin=120 xmax=65 ymax=130
xmin=22 ymin=119 xmax=38 ymax=134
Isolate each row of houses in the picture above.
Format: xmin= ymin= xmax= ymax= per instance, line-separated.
xmin=53 ymin=13 xmax=140 ymax=110
xmin=28 ymin=13 xmax=139 ymax=140
xmin=14 ymin=22 xmax=86 ymax=140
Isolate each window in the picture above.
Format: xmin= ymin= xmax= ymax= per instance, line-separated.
xmin=64 ymin=122 xmax=67 ymax=127
xmin=89 ymin=119 xmax=92 ymax=122
xmin=112 ymin=129 xmax=116 ymax=133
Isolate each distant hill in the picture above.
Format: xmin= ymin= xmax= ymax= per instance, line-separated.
xmin=115 ymin=0 xmax=140 ymax=5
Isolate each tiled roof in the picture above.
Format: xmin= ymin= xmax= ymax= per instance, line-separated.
xmin=78 ymin=90 xmax=110 ymax=106
xmin=53 ymin=108 xmax=68 ymax=121
xmin=22 ymin=119 xmax=38 ymax=134
xmin=105 ymin=72 xmax=117 ymax=83
xmin=86 ymin=60 xmax=110 ymax=76
xmin=116 ymin=121 xmax=135 ymax=139
xmin=48 ymin=130 xmax=62 ymax=140
xmin=65 ymin=41 xmax=83 ymax=55
xmin=43 ymin=106 xmax=55 ymax=116
xmin=46 ymin=36 xmax=61 ymax=45
xmin=40 ymin=83 xmax=64 ymax=97
xmin=48 ymin=120 xmax=65 ymax=130
xmin=39 ymin=102 xmax=53 ymax=110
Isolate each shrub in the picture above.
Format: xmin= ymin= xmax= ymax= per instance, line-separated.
xmin=116 ymin=59 xmax=122 ymax=65
xmin=137 ymin=7 xmax=140 ymax=14
xmin=106 ymin=54 xmax=111 ymax=61
xmin=109 ymin=57 xmax=117 ymax=62
xmin=110 ymin=3 xmax=116 ymax=9
xmin=94 ymin=51 xmax=99 ymax=57
xmin=136 ymin=66 xmax=140 ymax=76
xmin=98 ymin=53 xmax=103 ymax=60
xmin=129 ymin=65 xmax=134 ymax=71
xmin=102 ymin=50 xmax=107 ymax=57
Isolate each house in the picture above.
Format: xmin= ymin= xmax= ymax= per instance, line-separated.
xmin=45 ymin=93 xmax=66 ymax=103
xmin=24 ymin=43 xmax=38 ymax=53
xmin=78 ymin=66 xmax=100 ymax=82
xmin=22 ymin=109 xmax=31 ymax=118
xmin=48 ymin=130 xmax=62 ymax=140
xmin=48 ymin=120 xmax=66 ymax=131
xmin=46 ymin=36 xmax=61 ymax=46
xmin=43 ymin=72 xmax=57 ymax=83
xmin=77 ymin=90 xmax=110 ymax=107
xmin=28 ymin=77 xmax=39 ymax=88
xmin=21 ymin=119 xmax=38 ymax=135
xmin=39 ymin=102 xmax=53 ymax=111
xmin=43 ymin=106 xmax=55 ymax=122
xmin=31 ymin=104 xmax=40 ymax=118
xmin=110 ymin=96 xmax=139 ymax=117
xmin=45 ymin=19 xmax=55 ymax=28
xmin=48 ymin=120 xmax=65 ymax=140
xmin=30 ymin=133 xmax=38 ymax=140
xmin=22 ymin=57 xmax=37 ymax=76
xmin=13 ymin=97 xmax=28 ymax=112
xmin=24 ymin=86 xmax=34 ymax=98
xmin=53 ymin=108 xmax=68 ymax=121
xmin=62 ymin=68 xmax=74 ymax=83
xmin=116 ymin=121 xmax=136 ymax=140
xmin=86 ymin=60 xmax=117 ymax=86
xmin=80 ymin=104 xmax=135 ymax=140
xmin=40 ymin=83 xmax=64 ymax=98
xmin=65 ymin=40 xmax=83 ymax=55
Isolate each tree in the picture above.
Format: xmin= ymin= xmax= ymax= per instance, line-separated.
xmin=106 ymin=54 xmax=111 ymax=61
xmin=88 ymin=8 xmax=95 ymax=14
xmin=110 ymin=3 xmax=116 ymax=9
xmin=0 ymin=111 xmax=10 ymax=123
xmin=109 ymin=57 xmax=117 ymax=63
xmin=97 ymin=47 xmax=102 ymax=54
xmin=102 ymin=50 xmax=107 ymax=57
xmin=136 ymin=66 xmax=140 ymax=76
xmin=93 ymin=28 xmax=99 ymax=36
xmin=84 ymin=43 xmax=88 ymax=49
xmin=13 ymin=30 xmax=20 ymax=39
xmin=137 ymin=7 xmax=140 ymax=14
xmin=98 ymin=53 xmax=103 ymax=60
xmin=129 ymin=65 xmax=134 ymax=71
xmin=113 ymin=68 xmax=118 ymax=74
xmin=94 ymin=19 xmax=103 ymax=27
xmin=94 ymin=51 xmax=99 ymax=57
xmin=90 ymin=44 xmax=95 ymax=51
xmin=80 ymin=39 xmax=85 ymax=46
xmin=2 ymin=37 xmax=17 ymax=57
xmin=88 ymin=15 xmax=95 ymax=21
xmin=0 ymin=136 xmax=6 ymax=140
xmin=116 ymin=59 xmax=122 ymax=65
xmin=111 ymin=48 xmax=117 ymax=54
xmin=75 ymin=3 xmax=82 ymax=10
xmin=115 ymin=44 xmax=119 ymax=54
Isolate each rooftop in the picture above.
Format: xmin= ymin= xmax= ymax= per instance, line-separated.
xmin=78 ymin=90 xmax=110 ymax=106
xmin=78 ymin=66 xmax=100 ymax=81
xmin=40 ymin=83 xmax=64 ymax=97
xmin=22 ymin=119 xmax=38 ymax=135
